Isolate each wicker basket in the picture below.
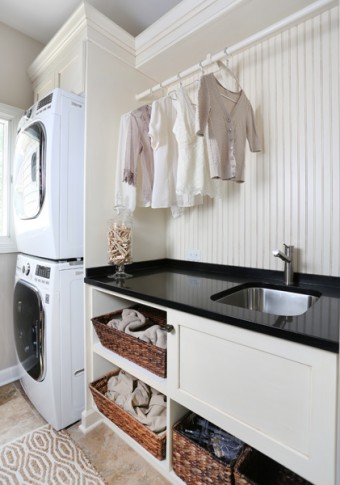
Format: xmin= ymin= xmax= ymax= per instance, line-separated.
xmin=89 ymin=370 xmax=166 ymax=460
xmin=91 ymin=304 xmax=167 ymax=377
xmin=172 ymin=413 xmax=243 ymax=485
xmin=234 ymin=447 xmax=312 ymax=485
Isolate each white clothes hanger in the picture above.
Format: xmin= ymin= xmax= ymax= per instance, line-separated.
xmin=214 ymin=49 xmax=242 ymax=102
xmin=167 ymin=69 xmax=199 ymax=102
xmin=166 ymin=74 xmax=182 ymax=100
xmin=199 ymin=61 xmax=205 ymax=76
xmin=217 ymin=61 xmax=241 ymax=89
xmin=147 ymin=86 xmax=155 ymax=107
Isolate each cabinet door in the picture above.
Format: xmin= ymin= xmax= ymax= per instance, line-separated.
xmin=32 ymin=42 xmax=85 ymax=101
xmin=56 ymin=44 xmax=84 ymax=94
xmin=34 ymin=74 xmax=55 ymax=101
xmin=167 ymin=309 xmax=337 ymax=485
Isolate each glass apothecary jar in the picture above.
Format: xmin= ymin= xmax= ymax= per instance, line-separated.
xmin=107 ymin=205 xmax=133 ymax=279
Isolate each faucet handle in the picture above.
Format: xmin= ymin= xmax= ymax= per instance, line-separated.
xmin=283 ymin=244 xmax=294 ymax=262
xmin=283 ymin=243 xmax=294 ymax=252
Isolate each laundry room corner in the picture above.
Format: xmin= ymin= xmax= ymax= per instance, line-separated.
xmin=0 ymin=1 xmax=339 ymax=483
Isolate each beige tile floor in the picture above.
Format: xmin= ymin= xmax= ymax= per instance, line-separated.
xmin=0 ymin=381 xmax=170 ymax=484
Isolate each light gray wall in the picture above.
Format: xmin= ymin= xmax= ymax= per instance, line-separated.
xmin=0 ymin=253 xmax=17 ymax=382
xmin=0 ymin=21 xmax=43 ymax=108
xmin=84 ymin=40 xmax=167 ymax=268
xmin=0 ymin=22 xmax=43 ymax=383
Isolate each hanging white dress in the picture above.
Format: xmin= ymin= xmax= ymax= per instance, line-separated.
xmin=149 ymin=96 xmax=181 ymax=217
xmin=173 ymin=86 xmax=220 ymax=206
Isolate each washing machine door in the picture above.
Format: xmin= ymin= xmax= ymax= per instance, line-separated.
xmin=13 ymin=280 xmax=45 ymax=381
xmin=13 ymin=121 xmax=46 ymax=220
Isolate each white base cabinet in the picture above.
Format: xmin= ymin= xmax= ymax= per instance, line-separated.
xmin=83 ymin=285 xmax=338 ymax=485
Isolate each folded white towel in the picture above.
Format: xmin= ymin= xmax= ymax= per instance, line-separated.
xmin=108 ymin=308 xmax=167 ymax=349
xmin=106 ymin=370 xmax=166 ymax=433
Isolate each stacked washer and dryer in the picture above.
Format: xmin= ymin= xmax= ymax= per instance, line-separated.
xmin=12 ymin=89 xmax=85 ymax=430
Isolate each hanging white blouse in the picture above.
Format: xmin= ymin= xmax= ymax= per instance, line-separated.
xmin=173 ymin=86 xmax=220 ymax=206
xmin=114 ymin=111 xmax=152 ymax=212
xmin=115 ymin=112 xmax=136 ymax=212
xmin=123 ymin=105 xmax=154 ymax=205
xmin=149 ymin=96 xmax=181 ymax=217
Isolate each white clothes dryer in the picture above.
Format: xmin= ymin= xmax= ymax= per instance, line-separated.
xmin=13 ymin=88 xmax=85 ymax=260
xmin=13 ymin=253 xmax=84 ymax=430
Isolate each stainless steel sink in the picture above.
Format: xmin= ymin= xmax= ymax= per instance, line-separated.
xmin=211 ymin=283 xmax=321 ymax=316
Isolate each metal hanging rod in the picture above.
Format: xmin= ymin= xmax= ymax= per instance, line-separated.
xmin=135 ymin=0 xmax=334 ymax=101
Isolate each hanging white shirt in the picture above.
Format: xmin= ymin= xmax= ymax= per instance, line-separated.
xmin=115 ymin=110 xmax=153 ymax=212
xmin=114 ymin=112 xmax=137 ymax=212
xmin=149 ymin=96 xmax=181 ymax=216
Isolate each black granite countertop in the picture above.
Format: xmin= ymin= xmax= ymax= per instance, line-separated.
xmin=85 ymin=259 xmax=340 ymax=353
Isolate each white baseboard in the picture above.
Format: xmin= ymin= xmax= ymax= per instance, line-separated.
xmin=0 ymin=364 xmax=23 ymax=386
xmin=79 ymin=408 xmax=102 ymax=433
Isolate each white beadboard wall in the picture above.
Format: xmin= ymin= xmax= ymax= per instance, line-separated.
xmin=165 ymin=5 xmax=339 ymax=277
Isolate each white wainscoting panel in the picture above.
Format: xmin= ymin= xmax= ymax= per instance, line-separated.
xmin=166 ymin=5 xmax=339 ymax=277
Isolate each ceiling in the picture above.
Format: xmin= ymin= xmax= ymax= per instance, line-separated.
xmin=0 ymin=0 xmax=183 ymax=44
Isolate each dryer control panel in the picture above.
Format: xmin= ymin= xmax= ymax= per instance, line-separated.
xmin=36 ymin=265 xmax=51 ymax=279
xmin=16 ymin=256 xmax=52 ymax=287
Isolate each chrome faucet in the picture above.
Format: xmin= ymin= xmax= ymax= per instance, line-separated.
xmin=273 ymin=244 xmax=294 ymax=285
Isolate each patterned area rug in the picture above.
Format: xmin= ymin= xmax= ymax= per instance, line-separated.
xmin=0 ymin=424 xmax=106 ymax=484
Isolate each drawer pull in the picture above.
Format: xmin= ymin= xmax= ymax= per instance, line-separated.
xmin=165 ymin=324 xmax=174 ymax=333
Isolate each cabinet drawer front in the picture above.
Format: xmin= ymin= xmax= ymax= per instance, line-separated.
xmin=179 ymin=326 xmax=311 ymax=454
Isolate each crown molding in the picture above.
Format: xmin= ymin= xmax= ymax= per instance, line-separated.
xmin=28 ymin=1 xmax=136 ymax=81
xmin=134 ymin=0 xmax=329 ymax=70
xmin=84 ymin=2 xmax=135 ymax=65
xmin=28 ymin=3 xmax=88 ymax=80
xmin=135 ymin=0 xmax=245 ymax=67
xmin=28 ymin=0 xmax=329 ymax=82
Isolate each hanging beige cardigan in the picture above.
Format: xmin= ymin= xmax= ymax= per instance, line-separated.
xmin=195 ymin=73 xmax=261 ymax=182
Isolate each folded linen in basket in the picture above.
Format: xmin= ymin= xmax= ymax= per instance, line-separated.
xmin=107 ymin=308 xmax=167 ymax=349
xmin=106 ymin=370 xmax=166 ymax=433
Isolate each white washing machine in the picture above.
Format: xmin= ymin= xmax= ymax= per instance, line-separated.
xmin=13 ymin=88 xmax=85 ymax=260
xmin=13 ymin=254 xmax=84 ymax=430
